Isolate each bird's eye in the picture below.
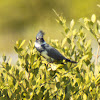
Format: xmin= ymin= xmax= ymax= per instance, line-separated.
xmin=41 ymin=38 xmax=44 ymax=42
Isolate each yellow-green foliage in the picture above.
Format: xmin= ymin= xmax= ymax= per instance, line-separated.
xmin=0 ymin=14 xmax=100 ymax=100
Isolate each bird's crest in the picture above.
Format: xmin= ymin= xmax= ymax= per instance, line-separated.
xmin=36 ymin=30 xmax=45 ymax=39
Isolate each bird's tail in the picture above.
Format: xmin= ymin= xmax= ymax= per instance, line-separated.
xmin=65 ymin=58 xmax=77 ymax=63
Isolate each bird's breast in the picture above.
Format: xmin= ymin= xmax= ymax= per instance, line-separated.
xmin=35 ymin=42 xmax=41 ymax=48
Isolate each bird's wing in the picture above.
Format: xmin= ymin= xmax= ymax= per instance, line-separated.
xmin=44 ymin=44 xmax=66 ymax=60
xmin=43 ymin=44 xmax=77 ymax=63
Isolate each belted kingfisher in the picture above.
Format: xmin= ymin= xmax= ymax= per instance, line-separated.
xmin=35 ymin=30 xmax=77 ymax=63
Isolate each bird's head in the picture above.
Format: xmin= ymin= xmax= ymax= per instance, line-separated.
xmin=36 ymin=30 xmax=45 ymax=43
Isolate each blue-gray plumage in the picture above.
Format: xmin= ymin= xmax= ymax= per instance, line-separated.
xmin=35 ymin=30 xmax=77 ymax=63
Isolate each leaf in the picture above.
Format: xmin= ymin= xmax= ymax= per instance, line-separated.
xmin=96 ymin=73 xmax=100 ymax=85
xmin=19 ymin=40 xmax=26 ymax=48
xmin=26 ymin=94 xmax=30 ymax=99
xmin=56 ymin=82 xmax=60 ymax=88
xmin=14 ymin=46 xmax=18 ymax=52
xmin=16 ymin=40 xmax=19 ymax=47
xmin=61 ymin=38 xmax=67 ymax=47
xmin=65 ymin=28 xmax=69 ymax=34
xmin=85 ymin=40 xmax=91 ymax=49
xmin=70 ymin=19 xmax=75 ymax=29
xmin=67 ymin=38 xmax=71 ymax=44
xmin=84 ymin=18 xmax=89 ymax=23
xmin=32 ymin=80 xmax=36 ymax=85
xmin=97 ymin=4 xmax=100 ymax=8
xmin=91 ymin=14 xmax=96 ymax=23
xmin=15 ymin=86 xmax=21 ymax=94
xmin=14 ymin=46 xmax=23 ymax=53
xmin=83 ymin=93 xmax=87 ymax=100
xmin=81 ymin=55 xmax=89 ymax=61
xmin=85 ymin=60 xmax=90 ymax=66
xmin=59 ymin=20 xmax=63 ymax=25
xmin=2 ymin=54 xmax=6 ymax=62
xmin=85 ymin=74 xmax=89 ymax=83
xmin=16 ymin=69 xmax=19 ymax=76
xmin=16 ymin=40 xmax=26 ymax=48
xmin=8 ymin=89 xmax=12 ymax=98
xmin=6 ymin=63 xmax=11 ymax=71
xmin=97 ymin=20 xmax=100 ymax=26
xmin=79 ymin=18 xmax=84 ymax=24
xmin=51 ymin=64 xmax=57 ymax=71
xmin=88 ymin=21 xmax=93 ymax=26
xmin=91 ymin=82 xmax=95 ymax=88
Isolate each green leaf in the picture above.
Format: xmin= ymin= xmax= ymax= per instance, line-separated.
xmin=85 ymin=60 xmax=90 ymax=66
xmin=18 ymin=48 xmax=23 ymax=52
xmin=6 ymin=63 xmax=11 ymax=71
xmin=26 ymin=94 xmax=30 ymax=99
xmin=16 ymin=69 xmax=19 ymax=76
xmin=19 ymin=40 xmax=26 ymax=48
xmin=67 ymin=38 xmax=71 ymax=44
xmin=51 ymin=64 xmax=58 ymax=71
xmin=91 ymin=82 xmax=95 ymax=88
xmin=85 ymin=74 xmax=89 ymax=83
xmin=61 ymin=38 xmax=67 ymax=47
xmin=15 ymin=86 xmax=21 ymax=94
xmin=14 ymin=46 xmax=23 ymax=53
xmin=32 ymin=80 xmax=36 ymax=85
xmin=14 ymin=46 xmax=18 ymax=52
xmin=16 ymin=40 xmax=26 ymax=48
xmin=91 ymin=14 xmax=96 ymax=23
xmin=8 ymin=89 xmax=12 ymax=98
xmin=28 ymin=88 xmax=33 ymax=92
xmin=88 ymin=21 xmax=93 ymax=26
xmin=81 ymin=55 xmax=89 ymax=61
xmin=2 ymin=54 xmax=6 ymax=62
xmin=96 ymin=74 xmax=100 ymax=85
xmin=65 ymin=28 xmax=69 ymax=33
xmin=83 ymin=93 xmax=87 ymax=100
xmin=97 ymin=4 xmax=100 ymax=8
xmin=56 ymin=82 xmax=60 ymax=88
xmin=70 ymin=19 xmax=75 ymax=29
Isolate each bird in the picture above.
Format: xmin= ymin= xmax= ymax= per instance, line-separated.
xmin=35 ymin=30 xmax=77 ymax=63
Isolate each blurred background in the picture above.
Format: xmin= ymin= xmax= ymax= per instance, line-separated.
xmin=0 ymin=0 xmax=100 ymax=63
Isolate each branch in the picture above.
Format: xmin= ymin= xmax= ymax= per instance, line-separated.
xmin=95 ymin=45 xmax=100 ymax=77
xmin=95 ymin=45 xmax=100 ymax=65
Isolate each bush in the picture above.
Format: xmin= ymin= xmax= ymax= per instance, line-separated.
xmin=0 ymin=13 xmax=100 ymax=100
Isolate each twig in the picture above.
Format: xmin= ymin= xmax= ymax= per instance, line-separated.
xmin=95 ymin=45 xmax=100 ymax=65
xmin=95 ymin=45 xmax=100 ymax=77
